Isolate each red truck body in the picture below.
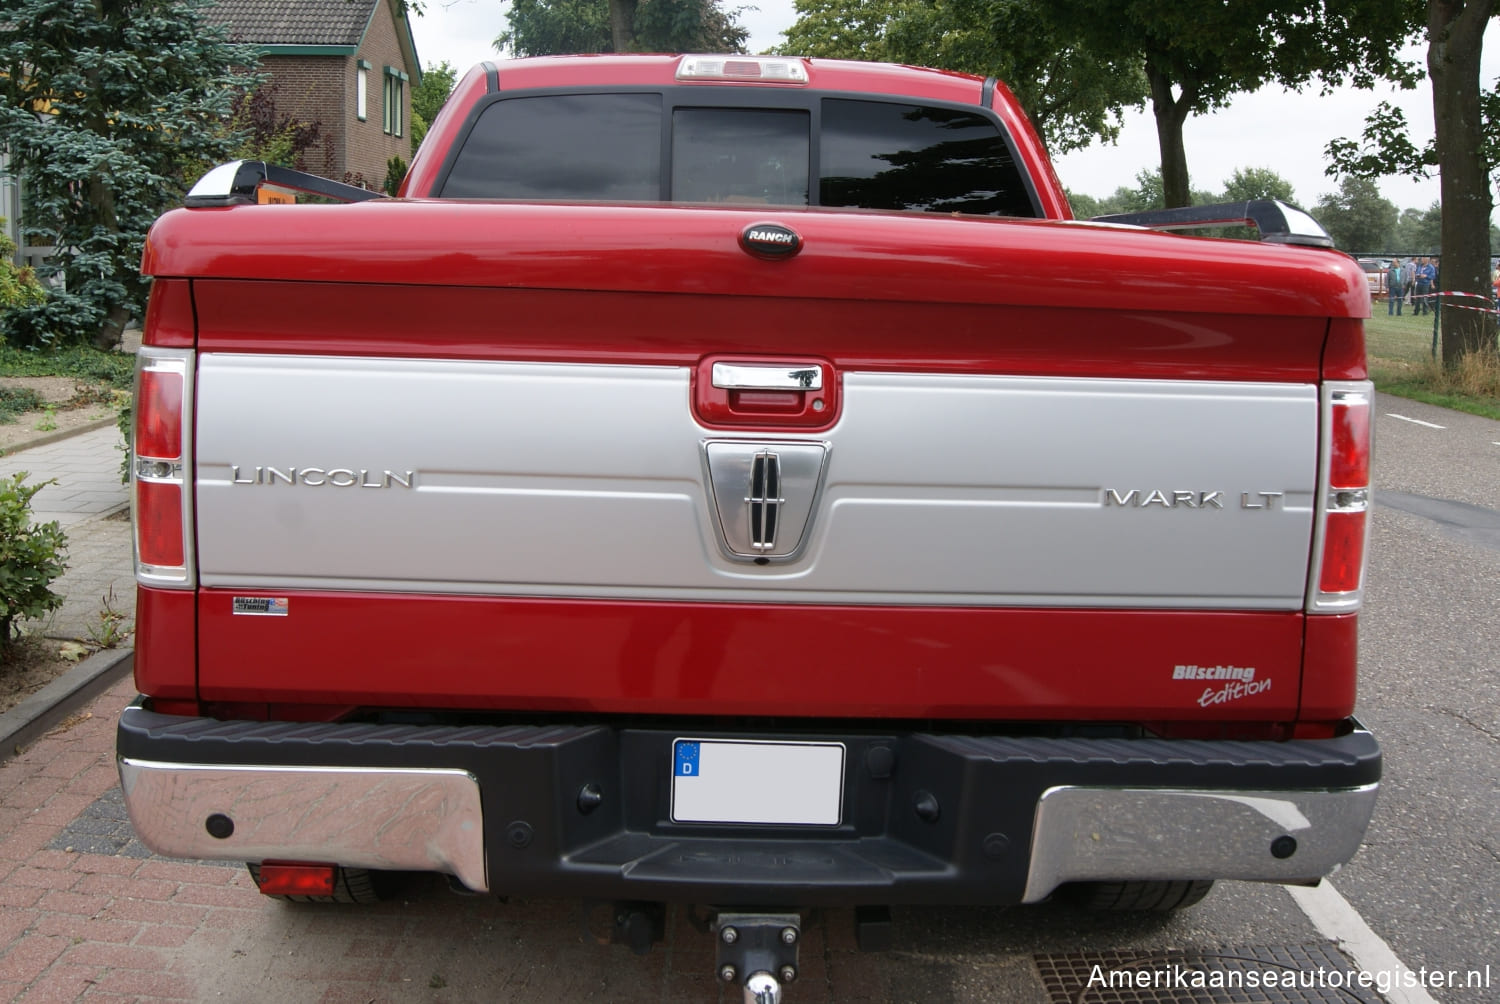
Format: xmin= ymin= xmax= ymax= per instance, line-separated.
xmin=118 ymin=55 xmax=1380 ymax=983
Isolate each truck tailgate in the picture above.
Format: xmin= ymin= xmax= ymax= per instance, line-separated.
xmin=156 ymin=205 xmax=1356 ymax=721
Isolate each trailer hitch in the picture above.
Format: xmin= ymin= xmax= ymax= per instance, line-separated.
xmin=713 ymin=912 xmax=801 ymax=1004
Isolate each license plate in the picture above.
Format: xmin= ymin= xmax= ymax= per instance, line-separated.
xmin=670 ymin=739 xmax=845 ymax=826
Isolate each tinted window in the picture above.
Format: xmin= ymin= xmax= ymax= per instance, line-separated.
xmin=819 ymin=99 xmax=1036 ymax=217
xmin=672 ymin=108 xmax=810 ymax=206
xmin=442 ymin=93 xmax=662 ymax=200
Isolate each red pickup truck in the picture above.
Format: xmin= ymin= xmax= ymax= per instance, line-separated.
xmin=118 ymin=54 xmax=1379 ymax=997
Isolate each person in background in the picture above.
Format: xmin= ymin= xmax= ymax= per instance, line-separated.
xmin=1413 ymin=256 xmax=1435 ymax=315
xmin=1430 ymin=257 xmax=1439 ymax=319
xmin=1387 ymin=258 xmax=1406 ymax=316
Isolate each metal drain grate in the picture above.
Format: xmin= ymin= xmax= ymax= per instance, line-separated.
xmin=1035 ymin=944 xmax=1383 ymax=1004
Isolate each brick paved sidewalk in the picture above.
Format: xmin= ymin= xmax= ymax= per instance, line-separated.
xmin=0 ymin=672 xmax=1036 ymax=1003
xmin=0 ymin=676 xmax=264 ymax=1002
xmin=0 ymin=678 xmax=772 ymax=1002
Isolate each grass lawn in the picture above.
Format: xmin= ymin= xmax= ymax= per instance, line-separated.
xmin=1363 ymin=306 xmax=1500 ymax=421
xmin=0 ymin=344 xmax=133 ymax=389
xmin=1365 ymin=308 xmax=1442 ymax=365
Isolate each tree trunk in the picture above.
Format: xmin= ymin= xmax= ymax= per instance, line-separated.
xmin=1428 ymin=0 xmax=1497 ymax=365
xmin=84 ymin=153 xmax=125 ymax=350
xmin=79 ymin=22 xmax=125 ymax=352
xmin=1146 ymin=62 xmax=1196 ymax=208
xmin=95 ymin=303 xmax=129 ymax=351
xmin=609 ymin=0 xmax=637 ymax=52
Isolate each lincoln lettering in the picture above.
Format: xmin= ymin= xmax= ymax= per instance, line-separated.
xmin=230 ymin=466 xmax=416 ymax=489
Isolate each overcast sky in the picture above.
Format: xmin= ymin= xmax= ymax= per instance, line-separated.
xmin=409 ymin=3 xmax=1498 ymax=217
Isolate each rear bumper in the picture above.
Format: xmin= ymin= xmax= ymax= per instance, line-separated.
xmin=116 ymin=704 xmax=1380 ymax=905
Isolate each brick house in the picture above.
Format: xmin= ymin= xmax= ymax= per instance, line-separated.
xmin=208 ymin=0 xmax=422 ymax=189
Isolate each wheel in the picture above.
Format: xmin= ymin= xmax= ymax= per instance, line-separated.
xmin=1060 ymin=879 xmax=1214 ymax=912
xmin=246 ymin=863 xmax=393 ymax=904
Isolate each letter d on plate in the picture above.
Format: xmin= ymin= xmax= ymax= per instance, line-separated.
xmin=675 ymin=741 xmax=701 ymax=776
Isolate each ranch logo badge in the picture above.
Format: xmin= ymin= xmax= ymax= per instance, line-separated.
xmin=740 ymin=222 xmax=803 ymax=259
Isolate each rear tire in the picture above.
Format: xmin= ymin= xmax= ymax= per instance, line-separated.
xmin=246 ymin=863 xmax=392 ymax=904
xmin=1061 ymin=879 xmax=1214 ymax=912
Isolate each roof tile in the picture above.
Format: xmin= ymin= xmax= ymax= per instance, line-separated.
xmin=205 ymin=0 xmax=377 ymax=47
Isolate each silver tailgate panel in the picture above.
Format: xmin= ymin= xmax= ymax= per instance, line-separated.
xmin=195 ymin=355 xmax=1318 ymax=609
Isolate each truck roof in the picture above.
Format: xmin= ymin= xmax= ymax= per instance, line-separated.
xmin=479 ymin=54 xmax=992 ymax=106
xmin=406 ymin=54 xmax=1061 ymax=213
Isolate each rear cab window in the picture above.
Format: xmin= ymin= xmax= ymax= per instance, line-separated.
xmin=438 ymin=88 xmax=1040 ymax=218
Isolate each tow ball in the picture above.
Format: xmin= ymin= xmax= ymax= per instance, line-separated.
xmin=713 ymin=912 xmax=801 ymax=1004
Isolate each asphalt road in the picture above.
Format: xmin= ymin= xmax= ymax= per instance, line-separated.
xmin=1329 ymin=394 xmax=1500 ymax=998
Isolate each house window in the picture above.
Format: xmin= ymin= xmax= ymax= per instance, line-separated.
xmin=356 ymin=60 xmax=370 ymax=122
xmin=383 ymin=67 xmax=407 ymax=138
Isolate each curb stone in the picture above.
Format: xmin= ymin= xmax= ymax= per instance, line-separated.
xmin=0 ymin=645 xmax=132 ymax=761
xmin=0 ymin=414 xmax=120 ymax=458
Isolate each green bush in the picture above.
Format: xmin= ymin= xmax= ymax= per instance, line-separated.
xmin=0 ymin=385 xmax=45 ymax=423
xmin=117 ymin=389 xmax=132 ymax=483
xmin=0 ymin=220 xmax=46 ymax=312
xmin=383 ymin=155 xmax=408 ymax=196
xmin=0 ymin=345 xmax=134 ymax=388
xmin=0 ymin=473 xmax=68 ymax=650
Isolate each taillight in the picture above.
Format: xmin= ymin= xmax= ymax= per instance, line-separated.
xmin=676 ymin=55 xmax=809 ymax=83
xmin=134 ymin=347 xmax=194 ymax=586
xmin=254 ymin=862 xmax=337 ymax=897
xmin=1309 ymin=383 xmax=1372 ymax=610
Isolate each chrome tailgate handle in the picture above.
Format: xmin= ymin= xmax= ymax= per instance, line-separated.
xmin=711 ymin=363 xmax=823 ymax=391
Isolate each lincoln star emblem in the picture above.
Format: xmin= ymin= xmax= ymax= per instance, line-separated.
xmin=703 ymin=442 xmax=829 ymax=561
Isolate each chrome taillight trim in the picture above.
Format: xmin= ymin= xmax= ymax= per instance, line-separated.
xmin=1306 ymin=380 xmax=1373 ymax=614
xmin=133 ymin=347 xmax=196 ymax=589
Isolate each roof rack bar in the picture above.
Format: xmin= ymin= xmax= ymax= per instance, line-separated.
xmin=185 ymin=161 xmax=382 ymax=207
xmin=1091 ymin=200 xmax=1334 ymax=248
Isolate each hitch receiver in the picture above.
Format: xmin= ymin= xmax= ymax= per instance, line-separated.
xmin=714 ymin=912 xmax=801 ymax=1004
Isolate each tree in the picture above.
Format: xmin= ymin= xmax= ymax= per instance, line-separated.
xmin=780 ymin=0 xmax=1147 ymax=155
xmin=410 ymin=60 xmax=457 ymax=153
xmin=1427 ymin=0 xmax=1497 ymax=360
xmin=1123 ymin=168 xmax=1166 ymax=212
xmin=498 ymin=0 xmax=746 ymax=57
xmin=0 ymin=0 xmax=257 ymax=349
xmin=1065 ymin=190 xmax=1108 ymax=219
xmin=1049 ymin=0 xmax=1417 ymax=208
xmin=226 ymin=83 xmax=322 ymax=171
xmin=1313 ymin=176 xmax=1398 ymax=251
xmin=1325 ymin=2 xmax=1497 ymax=365
xmin=497 ymin=0 xmax=613 ymax=57
xmin=1221 ymin=167 xmax=1298 ymax=206
xmin=632 ymin=0 xmax=747 ymax=52
xmin=782 ymin=0 xmax=1414 ymax=202
xmin=0 ymin=223 xmax=45 ymax=312
xmin=1393 ymin=201 xmax=1444 ymax=252
xmin=779 ymin=0 xmax=898 ymax=60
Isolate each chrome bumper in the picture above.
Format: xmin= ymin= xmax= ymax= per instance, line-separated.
xmin=1021 ymin=783 xmax=1380 ymax=902
xmin=117 ymin=759 xmax=489 ymax=892
xmin=118 ymin=756 xmax=1377 ymax=905
xmin=116 ymin=705 xmax=1381 ymax=906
